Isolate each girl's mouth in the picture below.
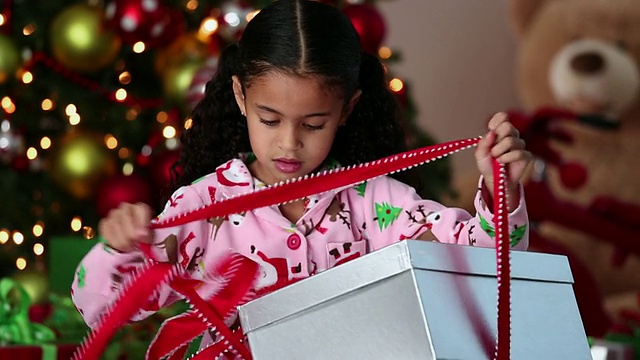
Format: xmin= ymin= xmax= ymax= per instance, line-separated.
xmin=274 ymin=158 xmax=302 ymax=173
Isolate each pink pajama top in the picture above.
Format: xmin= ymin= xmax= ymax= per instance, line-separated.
xmin=72 ymin=157 xmax=529 ymax=337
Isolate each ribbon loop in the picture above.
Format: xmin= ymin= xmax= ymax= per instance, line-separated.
xmin=0 ymin=278 xmax=56 ymax=345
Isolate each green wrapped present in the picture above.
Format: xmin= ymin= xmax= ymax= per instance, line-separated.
xmin=0 ymin=278 xmax=81 ymax=359
xmin=0 ymin=278 xmax=56 ymax=346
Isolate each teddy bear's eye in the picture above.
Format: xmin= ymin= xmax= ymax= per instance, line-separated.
xmin=569 ymin=35 xmax=582 ymax=42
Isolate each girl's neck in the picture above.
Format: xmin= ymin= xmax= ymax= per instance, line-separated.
xmin=279 ymin=200 xmax=306 ymax=224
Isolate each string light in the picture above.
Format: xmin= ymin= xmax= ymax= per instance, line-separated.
xmin=224 ymin=12 xmax=240 ymax=27
xmin=26 ymin=146 xmax=38 ymax=160
xmin=22 ymin=23 xmax=36 ymax=36
xmin=104 ymin=134 xmax=118 ymax=149
xmin=163 ymin=125 xmax=177 ymax=139
xmin=69 ymin=113 xmax=81 ymax=125
xmin=41 ymin=99 xmax=54 ymax=111
xmin=0 ymin=229 xmax=9 ymax=244
xmin=125 ymin=108 xmax=139 ymax=121
xmin=33 ymin=222 xmax=44 ymax=237
xmin=71 ymin=216 xmax=82 ymax=232
xmin=1 ymin=97 xmax=15 ymax=113
xmin=83 ymin=226 xmax=95 ymax=240
xmin=133 ymin=42 xmax=146 ymax=53
xmin=123 ymin=162 xmax=134 ymax=175
xmin=115 ymin=88 xmax=128 ymax=102
xmin=118 ymin=147 xmax=130 ymax=159
xmin=199 ymin=17 xmax=219 ymax=36
xmin=378 ymin=46 xmax=392 ymax=59
xmin=13 ymin=231 xmax=24 ymax=245
xmin=33 ymin=243 xmax=44 ymax=256
xmin=16 ymin=258 xmax=27 ymax=270
xmin=141 ymin=145 xmax=152 ymax=156
xmin=40 ymin=136 xmax=51 ymax=149
xmin=184 ymin=118 xmax=193 ymax=129
xmin=0 ymin=14 xmax=6 ymax=27
xmin=65 ymin=104 xmax=77 ymax=116
xmin=247 ymin=10 xmax=260 ymax=22
xmin=389 ymin=78 xmax=404 ymax=93
xmin=166 ymin=137 xmax=179 ymax=150
xmin=21 ymin=71 xmax=33 ymax=84
xmin=118 ymin=71 xmax=132 ymax=85
xmin=156 ymin=111 xmax=168 ymax=124
xmin=185 ymin=0 xmax=198 ymax=12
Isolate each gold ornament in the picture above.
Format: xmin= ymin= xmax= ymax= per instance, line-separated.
xmin=50 ymin=131 xmax=117 ymax=199
xmin=154 ymin=32 xmax=211 ymax=76
xmin=12 ymin=269 xmax=50 ymax=305
xmin=50 ymin=4 xmax=122 ymax=73
xmin=0 ymin=34 xmax=20 ymax=84
xmin=162 ymin=59 xmax=204 ymax=106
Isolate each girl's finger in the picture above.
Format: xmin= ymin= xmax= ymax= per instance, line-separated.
xmin=131 ymin=203 xmax=152 ymax=243
xmin=497 ymin=148 xmax=532 ymax=164
xmin=475 ymin=130 xmax=496 ymax=161
xmin=493 ymin=121 xmax=519 ymax=142
xmin=118 ymin=204 xmax=140 ymax=244
xmin=487 ymin=112 xmax=509 ymax=131
xmin=490 ymin=137 xmax=525 ymax=158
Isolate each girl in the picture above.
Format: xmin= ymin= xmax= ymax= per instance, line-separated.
xmin=72 ymin=0 xmax=531 ymax=348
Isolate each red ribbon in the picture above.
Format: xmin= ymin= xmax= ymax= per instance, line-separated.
xmin=72 ymin=136 xmax=512 ymax=360
xmin=22 ymin=52 xmax=164 ymax=109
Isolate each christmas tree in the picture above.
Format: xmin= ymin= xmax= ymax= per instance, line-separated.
xmin=0 ymin=0 xmax=452 ymax=279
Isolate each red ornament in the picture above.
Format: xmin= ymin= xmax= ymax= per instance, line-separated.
xmin=217 ymin=0 xmax=255 ymax=43
xmin=185 ymin=57 xmax=218 ymax=111
xmin=342 ymin=4 xmax=387 ymax=54
xmin=96 ymin=173 xmax=155 ymax=217
xmin=393 ymin=83 xmax=408 ymax=107
xmin=104 ymin=0 xmax=185 ymax=49
xmin=148 ymin=150 xmax=181 ymax=190
xmin=10 ymin=154 xmax=29 ymax=172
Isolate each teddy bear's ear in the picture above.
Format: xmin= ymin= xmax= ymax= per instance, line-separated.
xmin=508 ymin=0 xmax=558 ymax=37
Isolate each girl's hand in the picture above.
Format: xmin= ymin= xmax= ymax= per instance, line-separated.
xmin=98 ymin=202 xmax=153 ymax=252
xmin=475 ymin=112 xmax=532 ymax=209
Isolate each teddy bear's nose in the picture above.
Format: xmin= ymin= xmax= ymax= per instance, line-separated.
xmin=570 ymin=52 xmax=605 ymax=74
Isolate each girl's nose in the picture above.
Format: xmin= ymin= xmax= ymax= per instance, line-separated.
xmin=278 ymin=125 xmax=302 ymax=151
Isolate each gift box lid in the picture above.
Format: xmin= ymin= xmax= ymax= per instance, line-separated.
xmin=238 ymin=240 xmax=573 ymax=332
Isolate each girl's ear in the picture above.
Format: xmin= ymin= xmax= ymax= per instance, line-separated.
xmin=340 ymin=89 xmax=362 ymax=125
xmin=232 ymin=75 xmax=246 ymax=116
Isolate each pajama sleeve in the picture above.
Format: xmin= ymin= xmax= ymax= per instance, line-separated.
xmin=359 ymin=176 xmax=529 ymax=252
xmin=71 ymin=185 xmax=212 ymax=328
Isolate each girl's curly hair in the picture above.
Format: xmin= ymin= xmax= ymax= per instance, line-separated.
xmin=167 ymin=0 xmax=421 ymax=200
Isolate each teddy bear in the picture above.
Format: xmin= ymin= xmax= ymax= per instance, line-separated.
xmin=503 ymin=0 xmax=640 ymax=337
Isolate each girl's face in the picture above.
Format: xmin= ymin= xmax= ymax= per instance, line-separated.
xmin=233 ymin=72 xmax=360 ymax=185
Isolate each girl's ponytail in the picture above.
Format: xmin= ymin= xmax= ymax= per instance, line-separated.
xmin=332 ymin=51 xmax=405 ymax=163
xmin=358 ymin=51 xmax=386 ymax=93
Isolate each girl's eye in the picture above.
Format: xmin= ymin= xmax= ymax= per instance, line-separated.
xmin=303 ymin=123 xmax=325 ymax=131
xmin=260 ymin=119 xmax=279 ymax=127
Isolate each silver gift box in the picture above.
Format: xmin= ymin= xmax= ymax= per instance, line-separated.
xmin=238 ymin=240 xmax=591 ymax=360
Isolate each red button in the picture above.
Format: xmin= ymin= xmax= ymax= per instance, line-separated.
xmin=287 ymin=234 xmax=302 ymax=250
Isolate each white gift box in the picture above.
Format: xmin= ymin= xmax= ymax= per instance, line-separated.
xmin=590 ymin=339 xmax=634 ymax=360
xmin=238 ymin=240 xmax=591 ymax=359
